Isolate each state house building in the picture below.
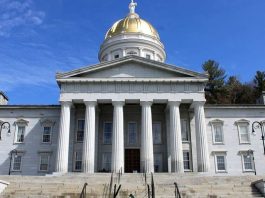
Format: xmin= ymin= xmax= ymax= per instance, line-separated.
xmin=0 ymin=1 xmax=265 ymax=176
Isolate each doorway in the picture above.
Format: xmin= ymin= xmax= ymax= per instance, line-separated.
xmin=125 ymin=149 xmax=140 ymax=173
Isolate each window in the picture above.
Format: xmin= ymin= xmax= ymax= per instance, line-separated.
xmin=16 ymin=126 xmax=25 ymax=143
xmin=103 ymin=122 xmax=112 ymax=144
xmin=40 ymin=119 xmax=55 ymax=144
xmin=114 ymin=54 xmax=119 ymax=59
xmin=153 ymin=122 xmax=161 ymax=144
xmin=235 ymin=120 xmax=250 ymax=144
xmin=76 ymin=120 xmax=85 ymax=142
xmin=13 ymin=155 xmax=22 ymax=171
xmin=42 ymin=126 xmax=51 ymax=143
xmin=127 ymin=51 xmax=137 ymax=55
xmin=74 ymin=151 xmax=82 ymax=171
xmin=183 ymin=151 xmax=191 ymax=171
xmin=128 ymin=122 xmax=137 ymax=145
xmin=210 ymin=120 xmax=224 ymax=144
xmin=181 ymin=119 xmax=189 ymax=142
xmin=154 ymin=153 xmax=162 ymax=172
xmin=214 ymin=153 xmax=227 ymax=172
xmin=239 ymin=124 xmax=250 ymax=143
xmin=102 ymin=153 xmax=111 ymax=172
xmin=213 ymin=124 xmax=223 ymax=144
xmin=241 ymin=151 xmax=254 ymax=172
xmin=146 ymin=54 xmax=151 ymax=59
xmin=39 ymin=153 xmax=49 ymax=172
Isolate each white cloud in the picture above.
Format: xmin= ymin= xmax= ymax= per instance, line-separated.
xmin=0 ymin=0 xmax=45 ymax=36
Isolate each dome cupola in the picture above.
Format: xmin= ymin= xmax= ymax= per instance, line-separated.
xmin=99 ymin=0 xmax=166 ymax=62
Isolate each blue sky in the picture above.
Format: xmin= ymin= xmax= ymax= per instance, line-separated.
xmin=0 ymin=0 xmax=264 ymax=104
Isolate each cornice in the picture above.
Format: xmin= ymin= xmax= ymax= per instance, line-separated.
xmin=56 ymin=56 xmax=208 ymax=80
xmin=57 ymin=77 xmax=208 ymax=83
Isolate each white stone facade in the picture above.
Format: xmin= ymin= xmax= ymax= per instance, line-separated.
xmin=0 ymin=1 xmax=264 ymax=177
xmin=0 ymin=102 xmax=264 ymax=176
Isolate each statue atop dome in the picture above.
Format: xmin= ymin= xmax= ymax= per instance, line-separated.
xmin=129 ymin=0 xmax=137 ymax=14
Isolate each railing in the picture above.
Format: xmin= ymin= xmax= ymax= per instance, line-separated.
xmin=80 ymin=183 xmax=88 ymax=198
xmin=174 ymin=182 xmax=181 ymax=198
xmin=117 ymin=167 xmax=122 ymax=184
xmin=151 ymin=173 xmax=155 ymax=198
xmin=113 ymin=183 xmax=122 ymax=198
xmin=108 ymin=172 xmax=114 ymax=198
xmin=108 ymin=170 xmax=122 ymax=198
xmin=146 ymin=173 xmax=155 ymax=198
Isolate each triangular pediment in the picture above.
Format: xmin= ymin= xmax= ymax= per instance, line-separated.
xmin=56 ymin=56 xmax=208 ymax=80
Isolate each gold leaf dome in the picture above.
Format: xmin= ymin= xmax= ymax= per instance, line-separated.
xmin=105 ymin=2 xmax=160 ymax=40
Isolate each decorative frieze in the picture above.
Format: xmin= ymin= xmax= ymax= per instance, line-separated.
xmin=61 ymin=82 xmax=205 ymax=94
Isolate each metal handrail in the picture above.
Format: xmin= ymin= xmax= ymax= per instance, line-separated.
xmin=118 ymin=167 xmax=122 ymax=184
xmin=80 ymin=183 xmax=88 ymax=198
xmin=109 ymin=172 xmax=114 ymax=198
xmin=147 ymin=184 xmax=151 ymax=198
xmin=151 ymin=173 xmax=155 ymax=198
xmin=113 ymin=184 xmax=121 ymax=198
xmin=174 ymin=182 xmax=181 ymax=198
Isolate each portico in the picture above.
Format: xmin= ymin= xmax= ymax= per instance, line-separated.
xmin=54 ymin=96 xmax=209 ymax=174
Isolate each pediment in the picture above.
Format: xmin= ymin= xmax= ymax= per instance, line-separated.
xmin=56 ymin=56 xmax=208 ymax=80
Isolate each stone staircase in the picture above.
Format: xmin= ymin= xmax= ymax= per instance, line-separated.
xmin=0 ymin=173 xmax=263 ymax=198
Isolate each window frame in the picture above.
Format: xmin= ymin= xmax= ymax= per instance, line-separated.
xmin=210 ymin=120 xmax=224 ymax=145
xmin=146 ymin=54 xmax=151 ymax=59
xmin=74 ymin=151 xmax=82 ymax=172
xmin=152 ymin=122 xmax=162 ymax=144
xmin=181 ymin=119 xmax=190 ymax=142
xmin=39 ymin=153 xmax=50 ymax=172
xmin=183 ymin=150 xmax=192 ymax=171
xmin=76 ymin=119 xmax=85 ymax=143
xmin=42 ymin=126 xmax=52 ymax=144
xmin=40 ymin=119 xmax=55 ymax=144
xmin=235 ymin=120 xmax=251 ymax=144
xmin=102 ymin=152 xmax=112 ymax=172
xmin=103 ymin=122 xmax=113 ymax=145
xmin=127 ymin=122 xmax=137 ymax=145
xmin=240 ymin=151 xmax=255 ymax=172
xmin=16 ymin=126 xmax=25 ymax=143
xmin=154 ymin=153 xmax=163 ymax=172
xmin=213 ymin=152 xmax=227 ymax=173
xmin=12 ymin=154 xmax=22 ymax=172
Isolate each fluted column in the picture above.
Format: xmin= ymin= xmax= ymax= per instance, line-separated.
xmin=194 ymin=101 xmax=210 ymax=172
xmin=140 ymin=101 xmax=154 ymax=173
xmin=82 ymin=101 xmax=97 ymax=173
xmin=169 ymin=101 xmax=184 ymax=173
xmin=111 ymin=101 xmax=125 ymax=173
xmin=55 ymin=101 xmax=72 ymax=173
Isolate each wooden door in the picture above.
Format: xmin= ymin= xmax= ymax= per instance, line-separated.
xmin=125 ymin=149 xmax=140 ymax=173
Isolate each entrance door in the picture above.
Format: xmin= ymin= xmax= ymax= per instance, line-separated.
xmin=125 ymin=149 xmax=140 ymax=173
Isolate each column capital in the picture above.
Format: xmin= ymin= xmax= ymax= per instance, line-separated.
xmin=84 ymin=101 xmax=97 ymax=107
xmin=140 ymin=101 xmax=153 ymax=106
xmin=112 ymin=101 xmax=125 ymax=106
xmin=192 ymin=101 xmax=206 ymax=108
xmin=168 ymin=101 xmax=181 ymax=107
xmin=60 ymin=101 xmax=72 ymax=107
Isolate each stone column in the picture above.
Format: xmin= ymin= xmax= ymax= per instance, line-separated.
xmin=194 ymin=101 xmax=210 ymax=172
xmin=169 ymin=101 xmax=184 ymax=173
xmin=55 ymin=101 xmax=72 ymax=173
xmin=111 ymin=101 xmax=125 ymax=173
xmin=82 ymin=101 xmax=97 ymax=173
xmin=140 ymin=101 xmax=154 ymax=173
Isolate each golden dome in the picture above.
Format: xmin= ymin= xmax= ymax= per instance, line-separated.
xmin=105 ymin=11 xmax=160 ymax=40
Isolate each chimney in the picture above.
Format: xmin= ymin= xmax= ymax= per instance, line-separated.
xmin=0 ymin=92 xmax=8 ymax=105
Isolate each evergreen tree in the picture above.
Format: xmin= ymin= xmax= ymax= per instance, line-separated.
xmin=202 ymin=60 xmax=226 ymax=104
xmin=254 ymin=71 xmax=265 ymax=97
